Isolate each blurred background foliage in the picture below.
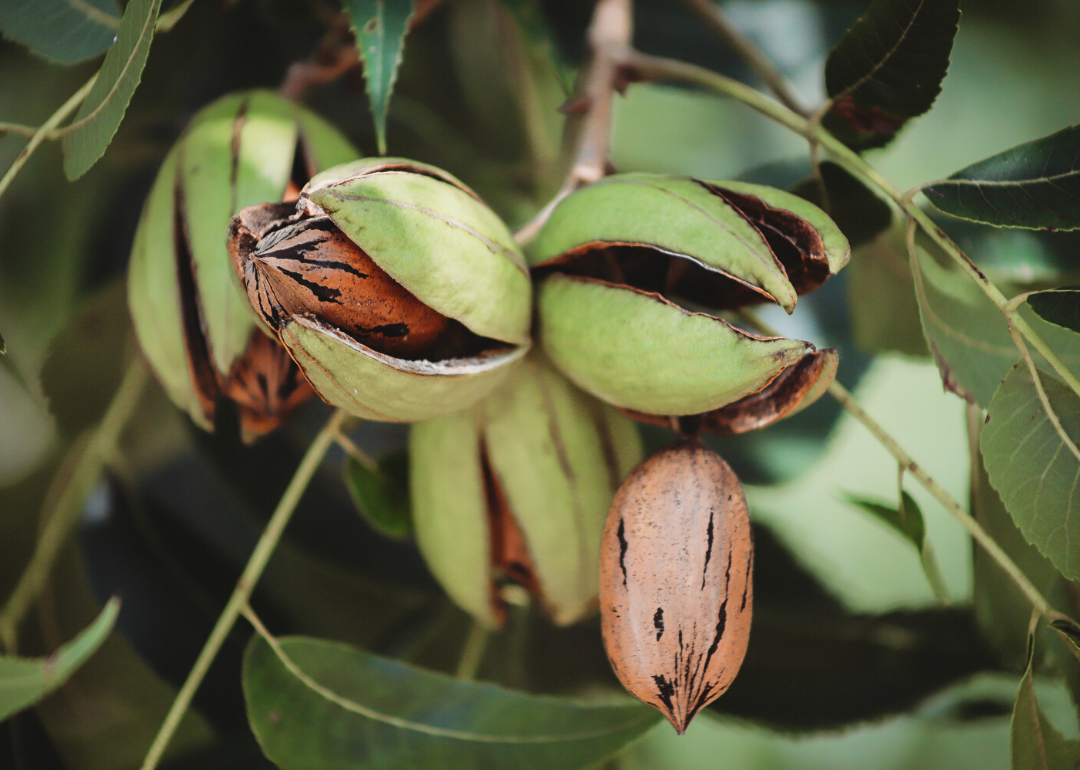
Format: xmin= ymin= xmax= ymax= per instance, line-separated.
xmin=3 ymin=0 xmax=1080 ymax=768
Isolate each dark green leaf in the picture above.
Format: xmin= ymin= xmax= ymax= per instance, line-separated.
xmin=498 ymin=0 xmax=573 ymax=96
xmin=844 ymin=492 xmax=949 ymax=603
xmin=970 ymin=411 xmax=1060 ymax=669
xmin=1028 ymin=287 xmax=1080 ymax=334
xmin=823 ymin=0 xmax=961 ymax=150
xmin=1050 ymin=619 xmax=1080 ymax=664
xmin=0 ymin=598 xmax=118 ymax=722
xmin=0 ymin=0 xmax=120 ymax=65
xmin=1011 ymin=632 xmax=1080 ymax=770
xmin=924 ymin=125 xmax=1080 ymax=231
xmin=61 ymin=0 xmax=162 ymax=180
xmin=40 ymin=280 xmax=131 ymax=438
xmin=345 ymin=0 xmax=415 ymax=155
xmin=982 ymin=364 xmax=1080 ymax=580
xmin=846 ymin=220 xmax=928 ymax=356
xmin=243 ymin=634 xmax=660 ymax=770
xmin=343 ymin=451 xmax=412 ymax=539
xmin=911 ymin=240 xmax=1080 ymax=407
xmin=0 ymin=328 xmax=5 ymax=355
xmin=790 ymin=161 xmax=892 ymax=248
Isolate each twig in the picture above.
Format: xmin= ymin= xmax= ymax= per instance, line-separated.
xmin=334 ymin=431 xmax=378 ymax=472
xmin=739 ymin=309 xmax=1060 ymax=623
xmin=0 ymin=76 xmax=97 ymax=201
xmin=454 ymin=621 xmax=490 ymax=681
xmin=0 ymin=359 xmax=147 ymax=653
xmin=677 ymin=0 xmax=807 ymax=116
xmin=140 ymin=409 xmax=348 ymax=770
xmin=513 ymin=0 xmax=633 ymax=245
xmin=621 ymin=51 xmax=1080 ymax=405
xmin=0 ymin=123 xmax=37 ymax=137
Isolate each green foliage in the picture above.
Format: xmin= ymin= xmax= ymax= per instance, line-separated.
xmin=0 ymin=598 xmax=117 ymax=722
xmin=343 ymin=451 xmax=413 ymax=540
xmin=982 ymin=364 xmax=1080 ymax=580
xmin=60 ymin=0 xmax=161 ymax=180
xmin=1011 ymin=635 xmax=1080 ymax=770
xmin=1028 ymin=288 xmax=1080 ymax=334
xmin=242 ymin=633 xmax=662 ymax=770
xmin=790 ymin=161 xmax=892 ymax=248
xmin=0 ymin=0 xmax=120 ymax=65
xmin=345 ymin=0 xmax=415 ymax=155
xmin=845 ymin=491 xmax=949 ymax=603
xmin=823 ymin=0 xmax=961 ymax=150
xmin=924 ymin=125 xmax=1080 ymax=231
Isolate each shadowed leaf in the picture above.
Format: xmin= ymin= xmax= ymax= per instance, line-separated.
xmin=982 ymin=364 xmax=1080 ymax=580
xmin=243 ymin=633 xmax=660 ymax=770
xmin=0 ymin=598 xmax=118 ymax=722
xmin=0 ymin=0 xmax=120 ymax=64
xmin=845 ymin=492 xmax=949 ymax=603
xmin=790 ymin=161 xmax=892 ymax=248
xmin=1012 ymin=632 xmax=1080 ymax=769
xmin=343 ymin=451 xmax=413 ymax=539
xmin=345 ymin=0 xmax=415 ymax=155
xmin=823 ymin=0 xmax=961 ymax=151
xmin=1028 ymin=287 xmax=1080 ymax=334
xmin=924 ymin=125 xmax=1080 ymax=231
xmin=61 ymin=0 xmax=161 ymax=180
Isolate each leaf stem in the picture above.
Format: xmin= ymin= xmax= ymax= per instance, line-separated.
xmin=676 ymin=0 xmax=807 ymax=116
xmin=139 ymin=408 xmax=347 ymax=770
xmin=0 ymin=75 xmax=97 ymax=202
xmin=0 ymin=359 xmax=147 ymax=653
xmin=826 ymin=379 xmax=1054 ymax=619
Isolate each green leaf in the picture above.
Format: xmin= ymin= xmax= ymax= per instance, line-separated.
xmin=1011 ymin=633 xmax=1080 ymax=770
xmin=910 ymin=240 xmax=1080 ymax=407
xmin=1050 ymin=619 xmax=1080 ymax=666
xmin=790 ymin=161 xmax=892 ymax=248
xmin=498 ymin=0 xmax=573 ymax=96
xmin=823 ymin=0 xmax=961 ymax=151
xmin=61 ymin=0 xmax=162 ymax=180
xmin=40 ymin=280 xmax=131 ymax=438
xmin=924 ymin=125 xmax=1080 ymax=231
xmin=243 ymin=634 xmax=661 ymax=770
xmin=343 ymin=451 xmax=413 ymax=539
xmin=982 ymin=364 xmax=1080 ymax=580
xmin=1028 ymin=287 xmax=1080 ymax=334
xmin=345 ymin=0 xmax=415 ymax=155
xmin=0 ymin=597 xmax=117 ymax=722
xmin=0 ymin=0 xmax=120 ymax=65
xmin=844 ymin=492 xmax=949 ymax=603
xmin=0 ymin=328 xmax=5 ymax=355
xmin=846 ymin=220 xmax=928 ymax=356
xmin=970 ymin=412 xmax=1059 ymax=669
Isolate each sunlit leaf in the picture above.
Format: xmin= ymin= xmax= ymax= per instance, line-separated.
xmin=1027 ymin=287 xmax=1080 ymax=334
xmin=1011 ymin=632 xmax=1080 ymax=770
xmin=243 ymin=633 xmax=660 ymax=770
xmin=342 ymin=451 xmax=412 ymax=539
xmin=61 ymin=0 xmax=162 ymax=180
xmin=910 ymin=240 xmax=1080 ymax=406
xmin=823 ymin=0 xmax=961 ymax=150
xmin=845 ymin=492 xmax=949 ymax=603
xmin=0 ymin=0 xmax=120 ymax=65
xmin=0 ymin=598 xmax=118 ymax=722
xmin=345 ymin=0 xmax=415 ymax=155
xmin=924 ymin=125 xmax=1080 ymax=231
xmin=982 ymin=364 xmax=1080 ymax=580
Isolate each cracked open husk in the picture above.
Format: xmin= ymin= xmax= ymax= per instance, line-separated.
xmin=127 ymin=90 xmax=357 ymax=440
xmin=229 ymin=158 xmax=533 ymax=422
